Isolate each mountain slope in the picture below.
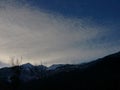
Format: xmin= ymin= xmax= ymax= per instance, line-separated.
xmin=21 ymin=52 xmax=120 ymax=90
xmin=0 ymin=51 xmax=120 ymax=90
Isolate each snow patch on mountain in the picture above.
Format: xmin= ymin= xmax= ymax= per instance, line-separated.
xmin=47 ymin=64 xmax=65 ymax=70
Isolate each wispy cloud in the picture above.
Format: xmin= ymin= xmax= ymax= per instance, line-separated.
xmin=0 ymin=1 xmax=119 ymax=66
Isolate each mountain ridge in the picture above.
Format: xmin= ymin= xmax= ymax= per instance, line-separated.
xmin=0 ymin=51 xmax=120 ymax=90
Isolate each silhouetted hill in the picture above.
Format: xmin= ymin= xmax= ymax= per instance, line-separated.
xmin=0 ymin=51 xmax=120 ymax=90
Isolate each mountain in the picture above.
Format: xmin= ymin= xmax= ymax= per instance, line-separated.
xmin=0 ymin=51 xmax=120 ymax=90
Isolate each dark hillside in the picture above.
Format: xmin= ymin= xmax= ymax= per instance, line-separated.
xmin=0 ymin=52 xmax=120 ymax=90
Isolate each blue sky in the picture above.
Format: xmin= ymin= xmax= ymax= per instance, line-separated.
xmin=25 ymin=0 xmax=120 ymax=21
xmin=0 ymin=0 xmax=120 ymax=67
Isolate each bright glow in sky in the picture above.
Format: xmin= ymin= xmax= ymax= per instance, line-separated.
xmin=0 ymin=0 xmax=120 ymax=67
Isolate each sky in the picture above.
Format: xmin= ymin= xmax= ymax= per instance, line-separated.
xmin=0 ymin=0 xmax=120 ymax=67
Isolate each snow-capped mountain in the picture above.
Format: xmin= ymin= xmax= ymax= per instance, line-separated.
xmin=0 ymin=63 xmax=48 ymax=83
xmin=19 ymin=63 xmax=48 ymax=82
xmin=47 ymin=64 xmax=65 ymax=70
xmin=20 ymin=63 xmax=37 ymax=82
xmin=0 ymin=51 xmax=120 ymax=90
xmin=0 ymin=63 xmax=80 ymax=83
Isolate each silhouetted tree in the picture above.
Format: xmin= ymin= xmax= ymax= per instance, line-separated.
xmin=10 ymin=56 xmax=22 ymax=66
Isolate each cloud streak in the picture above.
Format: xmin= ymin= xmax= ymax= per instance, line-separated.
xmin=0 ymin=1 xmax=120 ymax=67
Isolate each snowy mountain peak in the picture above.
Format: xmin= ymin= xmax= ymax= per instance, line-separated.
xmin=21 ymin=63 xmax=33 ymax=68
xmin=20 ymin=63 xmax=34 ymax=72
xmin=48 ymin=64 xmax=65 ymax=70
xmin=35 ymin=65 xmax=47 ymax=70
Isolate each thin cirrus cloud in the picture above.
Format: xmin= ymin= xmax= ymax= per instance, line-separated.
xmin=0 ymin=1 xmax=119 ymax=67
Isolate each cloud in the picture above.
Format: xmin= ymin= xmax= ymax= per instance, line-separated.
xmin=0 ymin=1 xmax=120 ymax=66
xmin=0 ymin=61 xmax=10 ymax=68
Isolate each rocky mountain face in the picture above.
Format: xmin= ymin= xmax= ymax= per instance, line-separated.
xmin=0 ymin=51 xmax=120 ymax=90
